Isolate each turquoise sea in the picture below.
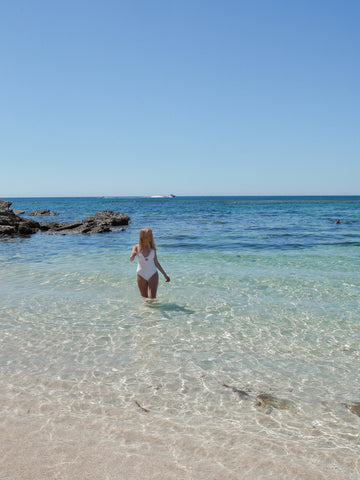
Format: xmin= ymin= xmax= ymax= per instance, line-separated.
xmin=1 ymin=196 xmax=360 ymax=479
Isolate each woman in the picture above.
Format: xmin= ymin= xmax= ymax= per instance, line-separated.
xmin=130 ymin=228 xmax=170 ymax=299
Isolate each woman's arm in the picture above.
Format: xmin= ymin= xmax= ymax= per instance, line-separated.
xmin=130 ymin=245 xmax=138 ymax=261
xmin=154 ymin=253 xmax=170 ymax=282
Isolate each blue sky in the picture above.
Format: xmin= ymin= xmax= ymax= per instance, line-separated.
xmin=1 ymin=0 xmax=359 ymax=197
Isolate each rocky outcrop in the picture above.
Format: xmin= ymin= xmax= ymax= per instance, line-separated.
xmin=29 ymin=209 xmax=59 ymax=216
xmin=0 ymin=200 xmax=12 ymax=210
xmin=0 ymin=199 xmax=130 ymax=236
xmin=0 ymin=200 xmax=41 ymax=236
xmin=40 ymin=211 xmax=130 ymax=234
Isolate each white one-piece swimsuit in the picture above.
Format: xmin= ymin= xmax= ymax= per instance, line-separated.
xmin=137 ymin=250 xmax=157 ymax=281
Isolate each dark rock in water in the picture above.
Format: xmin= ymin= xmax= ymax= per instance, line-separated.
xmin=344 ymin=402 xmax=360 ymax=417
xmin=0 ymin=204 xmax=41 ymax=236
xmin=94 ymin=210 xmax=130 ymax=226
xmin=38 ymin=221 xmax=62 ymax=231
xmin=17 ymin=218 xmax=42 ymax=235
xmin=42 ymin=210 xmax=130 ymax=234
xmin=0 ymin=225 xmax=17 ymax=235
xmin=0 ymin=199 xmax=130 ymax=237
xmin=51 ymin=221 xmax=83 ymax=232
xmin=29 ymin=209 xmax=59 ymax=216
xmin=0 ymin=199 xmax=12 ymax=211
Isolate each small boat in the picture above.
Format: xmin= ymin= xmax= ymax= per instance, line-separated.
xmin=150 ymin=194 xmax=176 ymax=198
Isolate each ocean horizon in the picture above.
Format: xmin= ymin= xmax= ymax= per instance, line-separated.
xmin=1 ymin=195 xmax=360 ymax=479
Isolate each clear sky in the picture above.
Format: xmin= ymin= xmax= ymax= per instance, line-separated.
xmin=1 ymin=0 xmax=359 ymax=197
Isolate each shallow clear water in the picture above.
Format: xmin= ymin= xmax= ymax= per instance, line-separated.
xmin=1 ymin=196 xmax=360 ymax=478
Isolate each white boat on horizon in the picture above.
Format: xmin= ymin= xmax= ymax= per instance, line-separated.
xmin=150 ymin=194 xmax=176 ymax=198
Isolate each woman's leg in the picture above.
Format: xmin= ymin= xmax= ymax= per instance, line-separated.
xmin=137 ymin=274 xmax=149 ymax=298
xmin=148 ymin=272 xmax=159 ymax=299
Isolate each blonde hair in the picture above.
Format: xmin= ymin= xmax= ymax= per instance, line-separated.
xmin=139 ymin=228 xmax=156 ymax=251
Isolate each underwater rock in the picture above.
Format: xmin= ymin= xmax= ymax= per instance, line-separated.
xmin=222 ymin=383 xmax=297 ymax=413
xmin=256 ymin=393 xmax=296 ymax=411
xmin=223 ymin=382 xmax=360 ymax=418
xmin=222 ymin=383 xmax=251 ymax=400
xmin=344 ymin=402 xmax=360 ymax=417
